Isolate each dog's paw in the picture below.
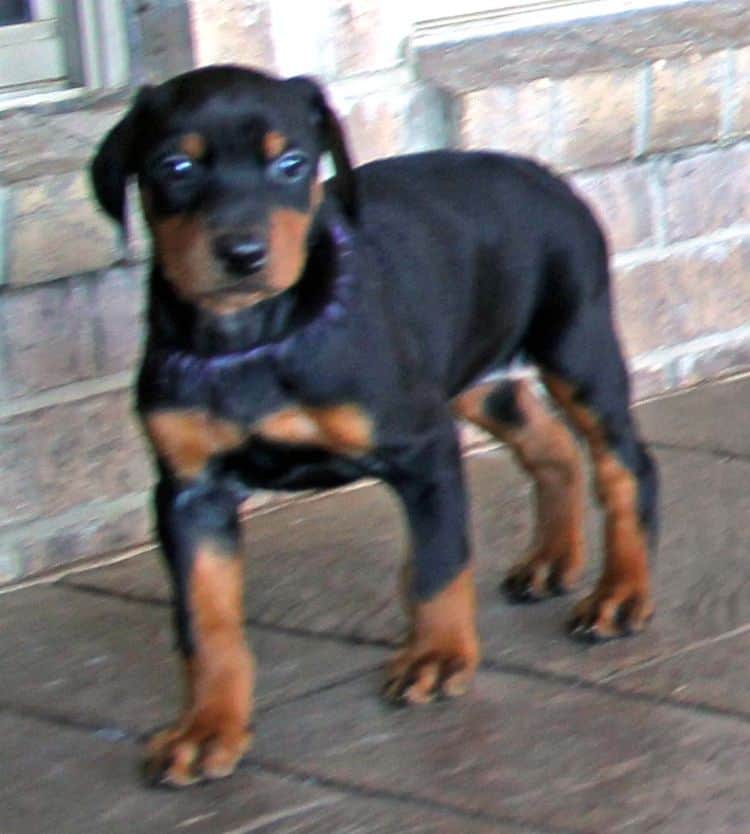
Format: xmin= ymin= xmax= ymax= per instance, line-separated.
xmin=567 ymin=582 xmax=653 ymax=642
xmin=502 ymin=555 xmax=579 ymax=603
xmin=383 ymin=642 xmax=479 ymax=705
xmin=143 ymin=719 xmax=251 ymax=788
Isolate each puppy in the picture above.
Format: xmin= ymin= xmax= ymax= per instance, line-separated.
xmin=90 ymin=64 xmax=658 ymax=786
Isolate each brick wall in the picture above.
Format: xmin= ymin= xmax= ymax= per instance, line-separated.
xmin=1 ymin=0 xmax=748 ymax=584
xmin=417 ymin=0 xmax=750 ymax=399
xmin=456 ymin=53 xmax=750 ymax=399
xmin=0 ymin=0 xmax=196 ymax=584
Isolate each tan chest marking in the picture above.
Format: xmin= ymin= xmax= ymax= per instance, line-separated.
xmin=255 ymin=404 xmax=374 ymax=455
xmin=145 ymin=410 xmax=247 ymax=479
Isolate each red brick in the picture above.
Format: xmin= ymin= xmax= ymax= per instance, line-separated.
xmin=460 ymin=81 xmax=553 ymax=160
xmin=573 ymin=164 xmax=656 ymax=253
xmin=553 ymin=69 xmax=638 ymax=171
xmin=91 ymin=266 xmax=147 ymax=376
xmin=335 ymin=92 xmax=402 ymax=165
xmin=615 ymin=239 xmax=750 ymax=357
xmin=16 ymin=499 xmax=152 ymax=580
xmin=664 ymin=145 xmax=750 ymax=243
xmin=0 ymin=279 xmax=96 ymax=399
xmin=190 ymin=0 xmax=275 ymax=70
xmin=0 ymin=418 xmax=41 ymax=528
xmin=9 ymin=201 xmax=115 ymax=287
xmin=648 ymin=53 xmax=725 ymax=152
xmin=13 ymin=171 xmax=87 ymax=216
xmin=331 ymin=0 xmax=402 ymax=76
xmin=733 ymin=46 xmax=750 ymax=138
xmin=30 ymin=390 xmax=152 ymax=518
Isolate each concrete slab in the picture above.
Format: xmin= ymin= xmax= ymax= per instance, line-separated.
xmin=635 ymin=374 xmax=750 ymax=456
xmin=606 ymin=628 xmax=750 ymax=719
xmin=0 ymin=713 xmax=531 ymax=834
xmin=65 ymin=445 xmax=750 ymax=690
xmin=0 ymin=713 xmax=328 ymax=834
xmin=251 ymin=668 xmax=750 ymax=834
xmin=0 ymin=584 xmax=381 ymax=736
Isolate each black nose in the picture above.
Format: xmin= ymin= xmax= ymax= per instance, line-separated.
xmin=213 ymin=234 xmax=267 ymax=276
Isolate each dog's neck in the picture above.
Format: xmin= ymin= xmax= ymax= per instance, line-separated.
xmin=145 ymin=213 xmax=354 ymax=359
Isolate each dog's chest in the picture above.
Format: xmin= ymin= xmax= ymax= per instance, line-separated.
xmin=145 ymin=401 xmax=373 ymax=483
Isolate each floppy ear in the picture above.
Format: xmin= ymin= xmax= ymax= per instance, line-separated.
xmin=89 ymin=86 xmax=153 ymax=244
xmin=288 ymin=76 xmax=358 ymax=222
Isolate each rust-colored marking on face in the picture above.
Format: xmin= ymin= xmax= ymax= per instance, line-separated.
xmin=255 ymin=403 xmax=373 ymax=455
xmin=386 ymin=565 xmax=480 ymax=704
xmin=266 ymin=207 xmax=313 ymax=293
xmin=145 ymin=410 xmax=247 ymax=479
xmin=310 ymin=178 xmax=324 ymax=210
xmin=179 ymin=132 xmax=207 ymax=160
xmin=263 ymin=130 xmax=286 ymax=160
xmin=453 ymin=379 xmax=585 ymax=594
xmin=145 ymin=543 xmax=253 ymax=785
xmin=150 ymin=214 xmax=223 ymax=300
xmin=543 ymin=373 xmax=652 ymax=635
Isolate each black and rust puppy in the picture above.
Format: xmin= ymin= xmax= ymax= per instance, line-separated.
xmin=90 ymin=65 xmax=658 ymax=786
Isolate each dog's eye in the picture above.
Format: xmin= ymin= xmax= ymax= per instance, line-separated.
xmin=158 ymin=154 xmax=196 ymax=179
xmin=271 ymin=150 xmax=309 ymax=182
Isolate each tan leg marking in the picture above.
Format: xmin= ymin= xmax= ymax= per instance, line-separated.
xmin=145 ymin=545 xmax=254 ymax=787
xmin=543 ymin=374 xmax=653 ymax=640
xmin=454 ymin=379 xmax=585 ymax=600
xmin=384 ymin=566 xmax=479 ymax=705
xmin=145 ymin=410 xmax=247 ymax=480
xmin=254 ymin=403 xmax=374 ymax=455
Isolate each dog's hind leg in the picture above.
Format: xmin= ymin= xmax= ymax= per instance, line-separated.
xmin=531 ymin=289 xmax=659 ymax=641
xmin=144 ymin=477 xmax=253 ymax=787
xmin=453 ymin=377 xmax=586 ymax=600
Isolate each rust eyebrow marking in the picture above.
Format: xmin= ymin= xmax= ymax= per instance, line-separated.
xmin=263 ymin=130 xmax=287 ymax=160
xmin=179 ymin=132 xmax=207 ymax=160
xmin=145 ymin=410 xmax=247 ymax=479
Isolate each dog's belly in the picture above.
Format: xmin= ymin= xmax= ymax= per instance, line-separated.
xmin=221 ymin=438 xmax=372 ymax=492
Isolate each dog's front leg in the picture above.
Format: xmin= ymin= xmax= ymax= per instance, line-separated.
xmin=383 ymin=420 xmax=480 ymax=705
xmin=144 ymin=477 xmax=253 ymax=787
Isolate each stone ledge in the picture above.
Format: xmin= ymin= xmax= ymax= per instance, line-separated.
xmin=412 ymin=0 xmax=750 ymax=93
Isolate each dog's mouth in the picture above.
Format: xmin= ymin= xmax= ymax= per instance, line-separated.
xmin=198 ymin=284 xmax=273 ymax=315
xmin=223 ymin=253 xmax=268 ymax=279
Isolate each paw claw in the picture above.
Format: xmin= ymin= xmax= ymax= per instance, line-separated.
xmin=143 ymin=723 xmax=250 ymax=788
xmin=502 ymin=559 xmax=575 ymax=604
xmin=567 ymin=585 xmax=653 ymax=642
xmin=383 ymin=650 xmax=476 ymax=706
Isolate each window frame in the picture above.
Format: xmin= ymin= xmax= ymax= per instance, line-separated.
xmin=0 ymin=0 xmax=129 ymax=103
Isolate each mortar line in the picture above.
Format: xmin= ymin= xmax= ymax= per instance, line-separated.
xmin=0 ymin=700 xmax=133 ymax=740
xmin=647 ymin=439 xmax=750 ymax=463
xmin=46 ymin=580 xmax=750 ymax=725
xmin=244 ymin=757 xmax=580 ymax=834
xmin=479 ymin=658 xmax=750 ymax=725
xmin=0 ymin=698 xmax=570 ymax=834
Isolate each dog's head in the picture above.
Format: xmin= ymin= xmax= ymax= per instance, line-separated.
xmin=91 ymin=65 xmax=356 ymax=313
